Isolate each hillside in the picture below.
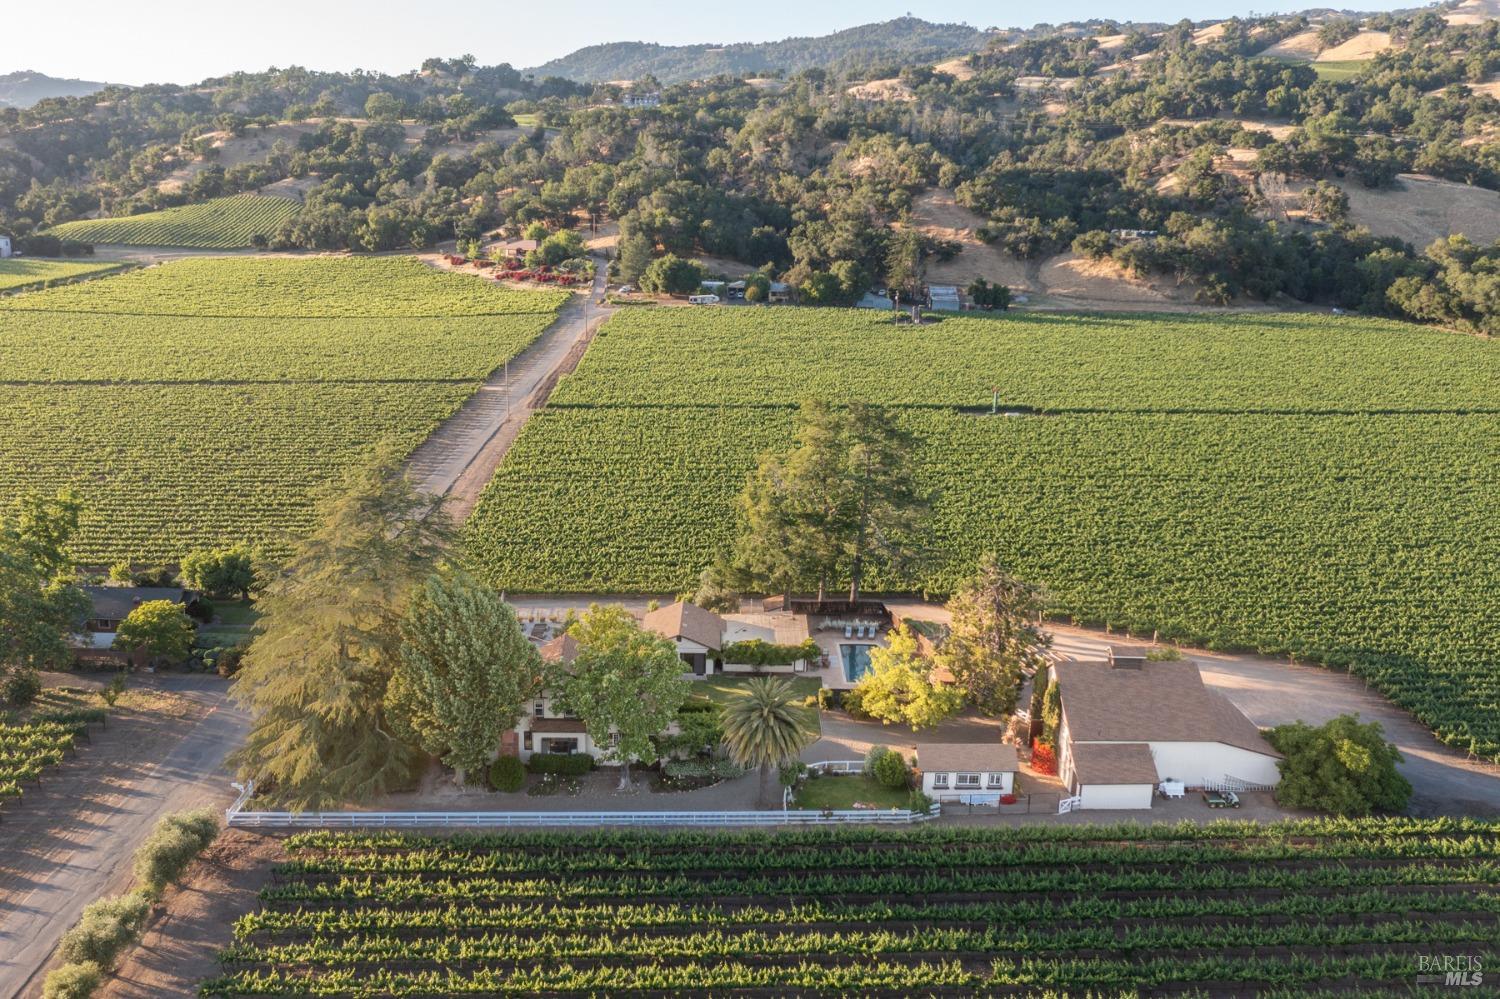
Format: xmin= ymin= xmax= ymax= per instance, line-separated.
xmin=46 ymin=194 xmax=301 ymax=249
xmin=0 ymin=70 xmax=109 ymax=108
xmin=526 ymin=17 xmax=990 ymax=84
xmin=1259 ymin=172 xmax=1500 ymax=248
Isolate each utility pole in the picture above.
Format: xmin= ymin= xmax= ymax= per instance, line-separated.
xmin=991 ymin=386 xmax=1000 ymax=415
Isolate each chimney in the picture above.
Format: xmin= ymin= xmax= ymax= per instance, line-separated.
xmin=1108 ymin=645 xmax=1147 ymax=669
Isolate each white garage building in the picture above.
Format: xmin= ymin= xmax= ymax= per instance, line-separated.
xmin=1052 ymin=646 xmax=1283 ymax=810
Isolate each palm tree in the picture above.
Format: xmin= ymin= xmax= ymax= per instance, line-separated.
xmin=721 ymin=677 xmax=815 ymax=808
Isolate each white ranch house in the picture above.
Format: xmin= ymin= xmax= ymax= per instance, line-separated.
xmin=1051 ymin=646 xmax=1283 ymax=809
xmin=917 ymin=742 xmax=1018 ymax=802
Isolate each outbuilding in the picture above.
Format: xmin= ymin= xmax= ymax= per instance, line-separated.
xmin=1051 ymin=645 xmax=1283 ymax=809
xmin=917 ymin=742 xmax=1018 ymax=802
xmin=643 ymin=601 xmax=725 ymax=676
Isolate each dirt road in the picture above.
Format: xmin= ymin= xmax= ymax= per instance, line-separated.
xmin=0 ymin=675 xmax=248 ymax=999
xmin=403 ymin=264 xmax=612 ymax=521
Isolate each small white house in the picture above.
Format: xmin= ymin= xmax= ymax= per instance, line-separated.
xmin=643 ymin=601 xmax=724 ymax=676
xmin=1051 ymin=646 xmax=1283 ymax=809
xmin=0 ymin=236 xmax=11 ymax=258
xmin=917 ymin=742 xmax=1017 ymax=802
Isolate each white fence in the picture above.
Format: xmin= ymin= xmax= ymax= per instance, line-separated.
xmin=1057 ymin=794 xmax=1083 ymax=814
xmin=1202 ymin=775 xmax=1276 ymax=793
xmin=225 ymin=780 xmax=939 ymax=829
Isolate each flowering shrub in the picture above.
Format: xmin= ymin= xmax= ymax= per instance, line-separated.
xmin=1030 ymin=740 xmax=1057 ymax=776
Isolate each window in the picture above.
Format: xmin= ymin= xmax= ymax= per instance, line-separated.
xmin=986 ymin=773 xmax=1007 ymax=789
xmin=931 ymin=773 xmax=949 ymax=789
xmin=956 ymin=773 xmax=981 ymax=788
xmin=533 ymin=700 xmax=545 ymax=718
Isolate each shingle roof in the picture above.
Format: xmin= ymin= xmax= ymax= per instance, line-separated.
xmin=539 ymin=634 xmax=580 ymax=665
xmin=527 ymin=717 xmax=590 ymax=734
xmin=917 ymin=742 xmax=1018 ymax=774
xmin=643 ymin=601 xmax=723 ymax=651
xmin=81 ymin=586 xmax=185 ymax=623
xmin=1053 ymin=658 xmax=1280 ymax=759
xmin=1070 ymin=742 xmax=1159 ymax=785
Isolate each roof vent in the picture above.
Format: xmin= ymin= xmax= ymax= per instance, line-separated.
xmin=1108 ymin=644 xmax=1147 ymax=669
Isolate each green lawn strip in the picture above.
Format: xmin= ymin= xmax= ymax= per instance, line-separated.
xmin=791 ymin=773 xmax=910 ymax=810
xmin=694 ymin=675 xmax=822 ymax=739
xmin=210 ymin=599 xmax=260 ymax=627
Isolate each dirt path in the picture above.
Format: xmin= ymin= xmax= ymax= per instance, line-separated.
xmin=0 ymin=675 xmax=248 ymax=999
xmin=403 ymin=263 xmax=613 ymax=521
xmin=96 ymin=830 xmax=281 ymax=999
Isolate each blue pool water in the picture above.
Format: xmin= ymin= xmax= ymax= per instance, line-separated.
xmin=841 ymin=644 xmax=875 ymax=683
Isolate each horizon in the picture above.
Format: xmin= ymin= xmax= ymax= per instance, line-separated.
xmin=8 ymin=0 xmax=1422 ymax=87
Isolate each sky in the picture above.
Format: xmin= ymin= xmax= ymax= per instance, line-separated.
xmin=5 ymin=0 xmax=1422 ymax=86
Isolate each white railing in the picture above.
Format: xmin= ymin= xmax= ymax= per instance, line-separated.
xmin=1202 ymin=776 xmax=1276 ymax=793
xmin=1057 ymin=794 xmax=1083 ymax=814
xmin=226 ymin=780 xmax=939 ymax=828
xmin=807 ymin=759 xmax=865 ymax=775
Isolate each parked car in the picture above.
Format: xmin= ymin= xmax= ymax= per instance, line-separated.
xmin=1202 ymin=790 xmax=1240 ymax=808
xmin=616 ymin=285 xmax=635 ymax=294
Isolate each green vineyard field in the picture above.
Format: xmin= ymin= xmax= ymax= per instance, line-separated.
xmin=202 ymin=822 xmax=1500 ymax=996
xmin=0 ymin=256 xmax=565 ymax=563
xmin=465 ymin=307 xmax=1500 ymax=760
xmin=0 ymin=258 xmax=127 ymax=293
xmin=45 ymin=194 xmax=301 ymax=249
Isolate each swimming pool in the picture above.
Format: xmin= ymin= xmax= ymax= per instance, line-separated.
xmin=840 ymin=644 xmax=875 ymax=683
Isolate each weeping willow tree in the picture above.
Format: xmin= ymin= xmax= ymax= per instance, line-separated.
xmin=229 ymin=445 xmax=453 ymax=810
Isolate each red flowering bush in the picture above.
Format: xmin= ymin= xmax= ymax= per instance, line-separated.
xmin=1030 ymin=740 xmax=1057 ymax=776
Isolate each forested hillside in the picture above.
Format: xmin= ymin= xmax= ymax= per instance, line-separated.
xmin=524 ymin=17 xmax=991 ymax=83
xmin=7 ymin=7 xmax=1500 ymax=329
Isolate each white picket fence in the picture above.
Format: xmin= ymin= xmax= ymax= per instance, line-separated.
xmin=225 ymin=781 xmax=939 ymax=829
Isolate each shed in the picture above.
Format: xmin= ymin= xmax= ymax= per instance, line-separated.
xmin=917 ymin=742 xmax=1018 ymax=800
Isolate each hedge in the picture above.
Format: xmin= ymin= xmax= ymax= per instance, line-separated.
xmin=720 ymin=638 xmax=821 ymax=667
xmin=525 ymin=752 xmax=595 ymax=776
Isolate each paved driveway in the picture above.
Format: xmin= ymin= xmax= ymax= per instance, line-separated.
xmin=804 ymin=710 xmax=1007 ymax=767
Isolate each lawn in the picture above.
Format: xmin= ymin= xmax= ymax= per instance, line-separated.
xmin=696 ymin=674 xmax=822 ymax=739
xmin=210 ymin=599 xmax=260 ymax=627
xmin=197 ymin=599 xmax=259 ymax=646
xmin=792 ymin=772 xmax=911 ymax=810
